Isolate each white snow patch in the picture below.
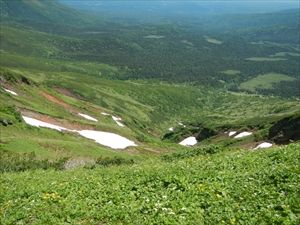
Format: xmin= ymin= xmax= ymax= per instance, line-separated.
xmin=22 ymin=116 xmax=137 ymax=149
xmin=234 ymin=132 xmax=252 ymax=138
xmin=22 ymin=116 xmax=67 ymax=131
xmin=179 ymin=137 xmax=197 ymax=146
xmin=229 ymin=131 xmax=237 ymax=137
xmin=253 ymin=142 xmax=272 ymax=150
xmin=101 ymin=112 xmax=110 ymax=116
xmin=112 ymin=116 xmax=122 ymax=121
xmin=169 ymin=127 xmax=174 ymax=131
xmin=112 ymin=116 xmax=124 ymax=127
xmin=77 ymin=130 xmax=137 ymax=149
xmin=178 ymin=122 xmax=186 ymax=127
xmin=4 ymin=88 xmax=18 ymax=96
xmin=115 ymin=121 xmax=124 ymax=127
xmin=78 ymin=113 xmax=98 ymax=122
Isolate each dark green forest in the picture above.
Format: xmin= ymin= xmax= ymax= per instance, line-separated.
xmin=0 ymin=0 xmax=299 ymax=98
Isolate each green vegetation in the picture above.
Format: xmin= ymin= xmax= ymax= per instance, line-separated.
xmin=245 ymin=57 xmax=287 ymax=61
xmin=1 ymin=7 xmax=299 ymax=98
xmin=272 ymin=52 xmax=300 ymax=57
xmin=0 ymin=1 xmax=299 ymax=223
xmin=204 ymin=36 xmax=223 ymax=44
xmin=1 ymin=143 xmax=299 ymax=224
xmin=0 ymin=151 xmax=69 ymax=173
xmin=239 ymin=73 xmax=297 ymax=92
xmin=221 ymin=70 xmax=241 ymax=75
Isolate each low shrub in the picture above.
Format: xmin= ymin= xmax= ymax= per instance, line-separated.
xmin=0 ymin=151 xmax=69 ymax=173
xmin=162 ymin=145 xmax=222 ymax=162
xmin=95 ymin=156 xmax=135 ymax=167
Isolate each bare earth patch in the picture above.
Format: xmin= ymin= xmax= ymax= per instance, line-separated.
xmin=39 ymin=90 xmax=77 ymax=113
xmin=54 ymin=87 xmax=85 ymax=100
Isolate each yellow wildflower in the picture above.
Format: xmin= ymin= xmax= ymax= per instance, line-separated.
xmin=59 ymin=200 xmax=62 ymax=203
xmin=222 ymin=220 xmax=225 ymax=223
xmin=216 ymin=194 xmax=221 ymax=198
xmin=199 ymin=184 xmax=203 ymax=187
xmin=231 ymin=218 xmax=236 ymax=224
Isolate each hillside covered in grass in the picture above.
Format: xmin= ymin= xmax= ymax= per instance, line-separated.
xmin=0 ymin=0 xmax=299 ymax=223
xmin=1 ymin=143 xmax=299 ymax=224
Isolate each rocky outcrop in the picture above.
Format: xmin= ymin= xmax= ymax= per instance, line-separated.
xmin=268 ymin=115 xmax=300 ymax=144
xmin=1 ymin=119 xmax=13 ymax=126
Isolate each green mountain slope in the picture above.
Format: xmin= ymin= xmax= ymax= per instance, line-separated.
xmin=232 ymin=24 xmax=300 ymax=44
xmin=1 ymin=143 xmax=299 ymax=224
xmin=0 ymin=0 xmax=99 ymax=26
xmin=1 ymin=24 xmax=299 ymax=98
xmin=0 ymin=0 xmax=299 ymax=157
xmin=0 ymin=2 xmax=299 ymax=224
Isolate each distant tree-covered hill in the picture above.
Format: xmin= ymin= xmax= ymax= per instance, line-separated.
xmin=202 ymin=12 xmax=299 ymax=30
xmin=0 ymin=0 xmax=299 ymax=98
xmin=231 ymin=24 xmax=300 ymax=44
xmin=0 ymin=0 xmax=102 ymax=26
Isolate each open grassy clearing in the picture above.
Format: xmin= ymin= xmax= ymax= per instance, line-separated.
xmin=143 ymin=35 xmax=165 ymax=39
xmin=204 ymin=36 xmax=223 ymax=44
xmin=1 ymin=143 xmax=299 ymax=224
xmin=221 ymin=70 xmax=241 ymax=75
xmin=245 ymin=57 xmax=287 ymax=61
xmin=272 ymin=52 xmax=300 ymax=57
xmin=238 ymin=73 xmax=297 ymax=92
xmin=181 ymin=40 xmax=194 ymax=46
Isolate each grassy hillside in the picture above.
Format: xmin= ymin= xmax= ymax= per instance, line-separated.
xmin=1 ymin=143 xmax=299 ymax=224
xmin=0 ymin=1 xmax=299 ymax=224
xmin=0 ymin=0 xmax=299 ymax=156
xmin=0 ymin=0 xmax=100 ymax=26
xmin=1 ymin=24 xmax=299 ymax=98
xmin=1 ymin=67 xmax=299 ymax=158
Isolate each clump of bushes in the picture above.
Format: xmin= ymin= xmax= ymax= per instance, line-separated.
xmin=0 ymin=150 xmax=69 ymax=173
xmin=162 ymin=145 xmax=222 ymax=162
xmin=95 ymin=156 xmax=135 ymax=167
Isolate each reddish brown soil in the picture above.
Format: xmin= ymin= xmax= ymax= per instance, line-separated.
xmin=54 ymin=87 xmax=85 ymax=100
xmin=52 ymin=88 xmax=109 ymax=118
xmin=39 ymin=90 xmax=76 ymax=113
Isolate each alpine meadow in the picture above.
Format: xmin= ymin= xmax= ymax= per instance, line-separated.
xmin=0 ymin=0 xmax=299 ymax=224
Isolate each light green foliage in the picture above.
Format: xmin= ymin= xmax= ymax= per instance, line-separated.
xmin=239 ymin=73 xmax=296 ymax=92
xmin=1 ymin=68 xmax=299 ymax=156
xmin=0 ymin=143 xmax=299 ymax=224
xmin=221 ymin=70 xmax=241 ymax=75
xmin=272 ymin=52 xmax=300 ymax=57
xmin=245 ymin=57 xmax=287 ymax=61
